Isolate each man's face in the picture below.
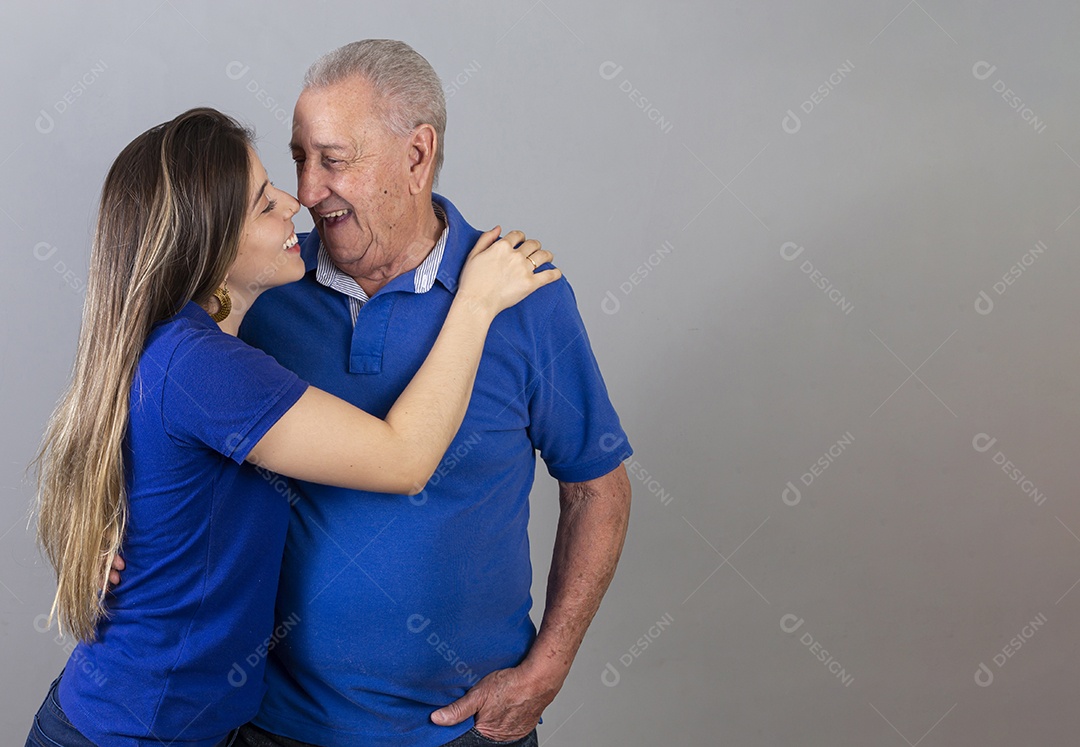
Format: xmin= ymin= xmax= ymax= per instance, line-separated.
xmin=291 ymin=76 xmax=409 ymax=269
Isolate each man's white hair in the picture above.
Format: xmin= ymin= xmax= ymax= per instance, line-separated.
xmin=304 ymin=39 xmax=447 ymax=183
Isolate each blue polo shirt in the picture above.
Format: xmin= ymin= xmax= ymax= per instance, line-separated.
xmin=58 ymin=302 xmax=308 ymax=746
xmin=239 ymin=194 xmax=632 ymax=747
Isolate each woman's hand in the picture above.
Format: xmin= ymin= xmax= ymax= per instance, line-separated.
xmin=456 ymin=227 xmax=561 ymax=319
xmin=248 ymin=227 xmax=562 ymax=496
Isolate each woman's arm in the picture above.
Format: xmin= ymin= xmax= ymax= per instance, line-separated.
xmin=246 ymin=228 xmax=560 ymax=495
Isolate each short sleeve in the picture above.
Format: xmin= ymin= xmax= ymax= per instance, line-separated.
xmin=160 ymin=327 xmax=309 ymax=463
xmin=527 ymin=278 xmax=633 ymax=483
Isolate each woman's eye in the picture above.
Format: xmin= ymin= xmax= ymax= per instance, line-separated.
xmin=262 ymin=199 xmax=277 ymax=214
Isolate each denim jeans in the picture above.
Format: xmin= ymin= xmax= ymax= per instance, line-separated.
xmin=26 ymin=670 xmax=238 ymax=747
xmin=25 ymin=672 xmax=98 ymax=747
xmin=236 ymin=722 xmax=539 ymax=747
xmin=442 ymin=726 xmax=539 ymax=746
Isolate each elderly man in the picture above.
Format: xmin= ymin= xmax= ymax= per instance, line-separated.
xmin=236 ymin=40 xmax=632 ymax=747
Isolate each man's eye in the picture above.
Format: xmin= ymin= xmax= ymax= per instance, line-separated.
xmin=324 ymin=158 xmax=341 ymax=165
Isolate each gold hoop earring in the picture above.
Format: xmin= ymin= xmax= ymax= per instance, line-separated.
xmin=210 ymin=282 xmax=231 ymax=322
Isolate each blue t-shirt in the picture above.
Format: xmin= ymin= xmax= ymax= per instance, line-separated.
xmin=239 ymin=194 xmax=632 ymax=747
xmin=58 ymin=301 xmax=308 ymax=747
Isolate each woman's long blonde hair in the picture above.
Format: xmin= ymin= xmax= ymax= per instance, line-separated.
xmin=34 ymin=108 xmax=254 ymax=641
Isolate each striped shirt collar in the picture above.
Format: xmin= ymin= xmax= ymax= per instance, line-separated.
xmin=315 ymin=203 xmax=448 ymax=325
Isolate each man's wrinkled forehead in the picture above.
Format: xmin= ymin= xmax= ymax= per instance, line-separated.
xmin=290 ymin=80 xmax=380 ymax=152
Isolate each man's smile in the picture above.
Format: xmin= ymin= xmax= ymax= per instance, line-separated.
xmin=319 ymin=208 xmax=352 ymax=227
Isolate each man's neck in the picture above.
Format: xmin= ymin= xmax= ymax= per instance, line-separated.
xmin=353 ymin=202 xmax=444 ymax=297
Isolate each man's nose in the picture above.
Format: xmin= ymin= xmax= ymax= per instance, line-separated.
xmin=296 ymin=162 xmax=329 ymax=209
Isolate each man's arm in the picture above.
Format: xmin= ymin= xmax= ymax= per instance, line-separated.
xmin=431 ymin=464 xmax=631 ymax=740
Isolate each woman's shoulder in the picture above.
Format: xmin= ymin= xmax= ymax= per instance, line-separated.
xmin=140 ymin=302 xmax=245 ymax=376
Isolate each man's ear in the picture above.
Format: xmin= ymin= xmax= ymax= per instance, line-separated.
xmin=406 ymin=124 xmax=437 ymax=195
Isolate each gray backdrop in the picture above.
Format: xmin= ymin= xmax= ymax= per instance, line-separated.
xmin=3 ymin=1 xmax=1079 ymax=744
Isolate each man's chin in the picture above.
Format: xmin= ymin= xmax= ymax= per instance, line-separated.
xmin=324 ymin=241 xmax=370 ymax=271
xmin=318 ymin=220 xmax=360 ymax=246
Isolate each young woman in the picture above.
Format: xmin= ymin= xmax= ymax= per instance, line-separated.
xmin=26 ymin=108 xmax=559 ymax=747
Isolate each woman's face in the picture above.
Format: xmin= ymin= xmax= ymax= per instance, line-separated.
xmin=227 ymin=148 xmax=305 ymax=306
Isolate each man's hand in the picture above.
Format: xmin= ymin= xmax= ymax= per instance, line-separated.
xmin=430 ymin=664 xmax=560 ymax=742
xmin=432 ymin=467 xmax=630 ymax=742
xmin=98 ymin=554 xmax=125 ymax=591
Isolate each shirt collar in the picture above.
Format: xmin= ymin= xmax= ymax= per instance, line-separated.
xmin=312 ymin=201 xmax=450 ymax=302
xmin=173 ymin=299 xmax=217 ymax=328
xmin=431 ymin=193 xmax=482 ymax=295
